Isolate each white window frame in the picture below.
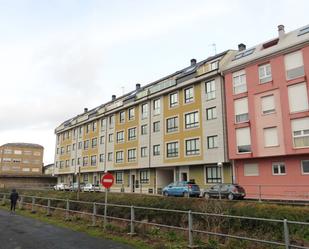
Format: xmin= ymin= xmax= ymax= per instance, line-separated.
xmin=184 ymin=87 xmax=194 ymax=103
xmin=233 ymin=70 xmax=247 ymax=94
xmin=205 ymin=80 xmax=216 ymax=100
xmin=259 ymin=63 xmax=272 ymax=84
xmin=153 ymin=99 xmax=161 ymax=115
xmin=301 ymin=160 xmax=309 ymax=175
xmin=169 ymin=92 xmax=178 ymax=108
xmin=272 ymin=162 xmax=286 ymax=175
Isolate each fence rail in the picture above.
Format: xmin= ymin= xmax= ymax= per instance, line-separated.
xmin=1 ymin=192 xmax=309 ymax=248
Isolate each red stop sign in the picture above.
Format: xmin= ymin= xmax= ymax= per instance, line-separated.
xmin=101 ymin=173 xmax=114 ymax=188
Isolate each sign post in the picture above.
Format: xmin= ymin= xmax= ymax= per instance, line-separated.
xmin=101 ymin=173 xmax=114 ymax=229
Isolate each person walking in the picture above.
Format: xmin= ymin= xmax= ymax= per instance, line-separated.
xmin=9 ymin=189 xmax=19 ymax=214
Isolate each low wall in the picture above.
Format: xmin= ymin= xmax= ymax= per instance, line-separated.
xmin=0 ymin=175 xmax=57 ymax=189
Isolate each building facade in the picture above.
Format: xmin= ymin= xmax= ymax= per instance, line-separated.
xmin=0 ymin=143 xmax=44 ymax=175
xmin=222 ymin=25 xmax=309 ymax=199
xmin=54 ymin=51 xmax=235 ymax=193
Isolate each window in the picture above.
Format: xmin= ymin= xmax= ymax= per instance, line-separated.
xmin=91 ymin=155 xmax=97 ymax=166
xmin=169 ymin=92 xmax=178 ymax=107
xmin=206 ymin=167 xmax=221 ymax=183
xmin=56 ymin=148 xmax=59 ymax=154
xmin=119 ymin=111 xmax=125 ymax=123
xmin=128 ymin=127 xmax=137 ymax=140
xmin=210 ymin=61 xmax=219 ymax=70
xmin=128 ymin=108 xmax=135 ymax=120
xmin=206 ymin=107 xmax=217 ymax=120
xmin=108 ymin=134 xmax=113 ymax=143
xmin=185 ymin=111 xmax=199 ymax=129
xmin=167 ymin=142 xmax=179 ymax=158
xmin=166 ymin=117 xmax=178 ymax=133
xmin=141 ymin=124 xmax=148 ymax=135
xmin=291 ymin=117 xmax=309 ymax=148
xmin=301 ymin=160 xmax=309 ymax=174
xmin=116 ymin=151 xmax=124 ymax=163
xmin=83 ymin=174 xmax=88 ymax=182
xmin=116 ymin=172 xmax=123 ymax=184
xmin=153 ymin=145 xmax=160 ymax=156
xmin=153 ymin=99 xmax=160 ymax=115
xmin=207 ymin=136 xmax=218 ymax=149
xmin=60 ymin=161 xmax=64 ymax=168
xmin=236 ymin=127 xmax=251 ymax=153
xmin=153 ymin=121 xmax=160 ymax=132
xmin=78 ymin=142 xmax=82 ymax=150
xmin=84 ymin=140 xmax=89 ymax=150
xmin=77 ymin=158 xmax=81 ymax=165
xmin=72 ymin=143 xmax=76 ymax=151
xmin=117 ymin=131 xmax=124 ymax=143
xmin=140 ymin=170 xmax=149 ymax=184
xmin=184 ymin=87 xmax=194 ymax=103
xmin=79 ymin=126 xmax=83 ymax=137
xmin=259 ymin=64 xmax=272 ymax=83
xmin=14 ymin=150 xmax=22 ymax=155
xmin=141 ymin=103 xmax=148 ymax=119
xmin=108 ymin=152 xmax=113 ymax=162
xmin=261 ymin=95 xmax=275 ymax=114
xmin=83 ymin=156 xmax=88 ymax=166
xmin=60 ymin=147 xmax=64 ymax=155
xmin=92 ymin=138 xmax=97 ymax=148
xmin=109 ymin=115 xmax=114 ymax=128
xmin=141 ymin=147 xmax=148 ymax=157
xmin=288 ymin=83 xmax=309 ymax=113
xmin=234 ymin=98 xmax=249 ymax=123
xmin=186 ymin=138 xmax=200 ymax=155
xmin=93 ymin=122 xmax=97 ymax=131
xmin=244 ymin=163 xmax=259 ymax=176
xmin=233 ymin=70 xmax=247 ymax=94
xmin=2 ymin=158 xmax=11 ymax=162
xmin=66 ymin=145 xmax=71 ymax=153
xmin=264 ymin=127 xmax=279 ymax=147
xmin=128 ymin=149 xmax=137 ymax=162
xmin=86 ymin=123 xmax=91 ymax=133
xmin=285 ymin=51 xmax=304 ymax=80
xmin=272 ymin=162 xmax=286 ymax=175
xmin=100 ymin=136 xmax=104 ymax=144
xmin=4 ymin=149 xmax=12 ymax=154
xmin=101 ymin=118 xmax=106 ymax=131
xmin=99 ymin=154 xmax=104 ymax=162
xmin=205 ymin=80 xmax=216 ymax=100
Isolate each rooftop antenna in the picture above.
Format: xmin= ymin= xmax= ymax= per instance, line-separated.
xmin=210 ymin=43 xmax=217 ymax=55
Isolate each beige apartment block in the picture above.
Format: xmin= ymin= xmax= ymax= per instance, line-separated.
xmin=0 ymin=143 xmax=44 ymax=175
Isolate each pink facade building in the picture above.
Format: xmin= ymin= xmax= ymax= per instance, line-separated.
xmin=222 ymin=25 xmax=309 ymax=200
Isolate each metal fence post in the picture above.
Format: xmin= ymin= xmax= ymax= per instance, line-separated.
xmin=128 ymin=205 xmax=136 ymax=235
xmin=2 ymin=194 xmax=6 ymax=206
xmin=258 ymin=185 xmax=262 ymax=202
xmin=46 ymin=199 xmax=51 ymax=216
xmin=19 ymin=196 xmax=24 ymax=209
xmin=92 ymin=202 xmax=96 ymax=226
xmin=283 ymin=219 xmax=290 ymax=249
xmin=31 ymin=197 xmax=36 ymax=213
xmin=219 ymin=185 xmax=222 ymax=200
xmin=65 ymin=199 xmax=70 ymax=220
xmin=188 ymin=210 xmax=194 ymax=248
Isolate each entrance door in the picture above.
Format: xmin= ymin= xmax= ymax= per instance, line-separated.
xmin=131 ymin=175 xmax=135 ymax=192
xmin=181 ymin=172 xmax=187 ymax=181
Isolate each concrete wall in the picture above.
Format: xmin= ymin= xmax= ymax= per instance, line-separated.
xmin=0 ymin=176 xmax=57 ymax=189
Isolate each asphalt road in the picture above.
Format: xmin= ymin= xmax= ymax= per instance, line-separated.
xmin=0 ymin=209 xmax=134 ymax=249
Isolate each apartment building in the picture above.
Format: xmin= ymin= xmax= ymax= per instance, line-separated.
xmin=222 ymin=24 xmax=309 ymax=198
xmin=54 ymin=51 xmax=235 ymax=194
xmin=0 ymin=143 xmax=44 ymax=175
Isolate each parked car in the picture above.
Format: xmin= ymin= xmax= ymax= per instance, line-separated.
xmin=202 ymin=184 xmax=246 ymax=200
xmin=68 ymin=182 xmax=85 ymax=191
xmin=162 ymin=181 xmax=200 ymax=197
xmin=82 ymin=183 xmax=101 ymax=192
xmin=54 ymin=183 xmax=69 ymax=191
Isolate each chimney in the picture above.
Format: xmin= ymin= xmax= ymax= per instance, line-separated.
xmin=136 ymin=83 xmax=141 ymax=90
xmin=84 ymin=108 xmax=88 ymax=113
xmin=190 ymin=58 xmax=196 ymax=66
xmin=278 ymin=24 xmax=285 ymax=39
xmin=112 ymin=95 xmax=116 ymax=101
xmin=238 ymin=43 xmax=246 ymax=51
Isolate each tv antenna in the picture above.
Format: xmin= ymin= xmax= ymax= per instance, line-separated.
xmin=210 ymin=43 xmax=217 ymax=55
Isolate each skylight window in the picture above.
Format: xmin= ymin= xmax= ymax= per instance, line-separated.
xmin=233 ymin=48 xmax=255 ymax=60
xmin=298 ymin=25 xmax=309 ymax=36
xmin=262 ymin=38 xmax=279 ymax=49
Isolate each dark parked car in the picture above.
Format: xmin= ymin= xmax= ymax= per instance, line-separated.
xmin=162 ymin=181 xmax=200 ymax=197
xmin=202 ymin=184 xmax=246 ymax=200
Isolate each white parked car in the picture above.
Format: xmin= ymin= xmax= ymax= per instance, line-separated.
xmin=82 ymin=183 xmax=100 ymax=192
xmin=54 ymin=183 xmax=69 ymax=191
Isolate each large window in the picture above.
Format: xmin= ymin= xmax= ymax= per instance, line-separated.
xmin=141 ymin=147 xmax=148 ymax=157
xmin=288 ymin=82 xmax=309 ymax=113
xmin=91 ymin=155 xmax=96 ymax=166
xmin=233 ymin=70 xmax=247 ymax=94
xmin=244 ymin=163 xmax=259 ymax=176
xmin=185 ymin=111 xmax=199 ymax=129
xmin=108 ymin=133 xmax=113 ymax=143
xmin=99 ymin=154 xmax=104 ymax=162
xmin=141 ymin=103 xmax=148 ymax=119
xmin=206 ymin=107 xmax=217 ymax=120
xmin=206 ymin=166 xmax=221 ymax=183
xmin=100 ymin=118 xmax=106 ymax=131
xmin=261 ymin=95 xmax=275 ymax=114
xmin=207 ymin=136 xmax=218 ymax=149
xmin=166 ymin=142 xmax=179 ymax=158
xmin=185 ymin=139 xmax=200 ymax=155
xmin=119 ymin=111 xmax=125 ymax=123
xmin=93 ymin=122 xmax=97 ymax=131
xmin=236 ymin=127 xmax=251 ymax=153
xmin=141 ymin=124 xmax=148 ymax=135
xmin=92 ymin=138 xmax=97 ymax=148
xmin=184 ymin=87 xmax=194 ymax=103
xmin=116 ymin=172 xmax=124 ymax=184
xmin=272 ymin=162 xmax=286 ymax=175
xmin=117 ymin=131 xmax=124 ymax=143
xmin=128 ymin=127 xmax=137 ymax=140
xmin=166 ymin=117 xmax=178 ymax=133
xmin=100 ymin=136 xmax=104 ymax=144
xmin=108 ymin=152 xmax=113 ymax=162
xmin=128 ymin=108 xmax=135 ymax=120
xmin=264 ymin=127 xmax=279 ymax=147
xmin=291 ymin=117 xmax=309 ymax=148
xmin=234 ymin=97 xmax=249 ymax=123
xmin=153 ymin=121 xmax=160 ymax=132
xmin=284 ymin=51 xmax=304 ymax=80
xmin=301 ymin=160 xmax=309 ymax=175
xmin=83 ymin=156 xmax=88 ymax=166
xmin=109 ymin=115 xmax=114 ymax=128
xmin=205 ymin=80 xmax=216 ymax=100
xmin=153 ymin=99 xmax=160 ymax=115
xmin=128 ymin=149 xmax=137 ymax=162
xmin=116 ymin=151 xmax=124 ymax=163
xmin=84 ymin=140 xmax=89 ymax=150
xmin=169 ymin=92 xmax=178 ymax=107
xmin=153 ymin=145 xmax=160 ymax=156
xmin=140 ymin=170 xmax=149 ymax=184
xmin=259 ymin=63 xmax=272 ymax=83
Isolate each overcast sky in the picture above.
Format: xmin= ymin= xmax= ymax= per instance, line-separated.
xmin=0 ymin=0 xmax=308 ymax=164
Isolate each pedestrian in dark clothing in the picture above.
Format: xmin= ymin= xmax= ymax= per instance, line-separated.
xmin=10 ymin=189 xmax=19 ymax=213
